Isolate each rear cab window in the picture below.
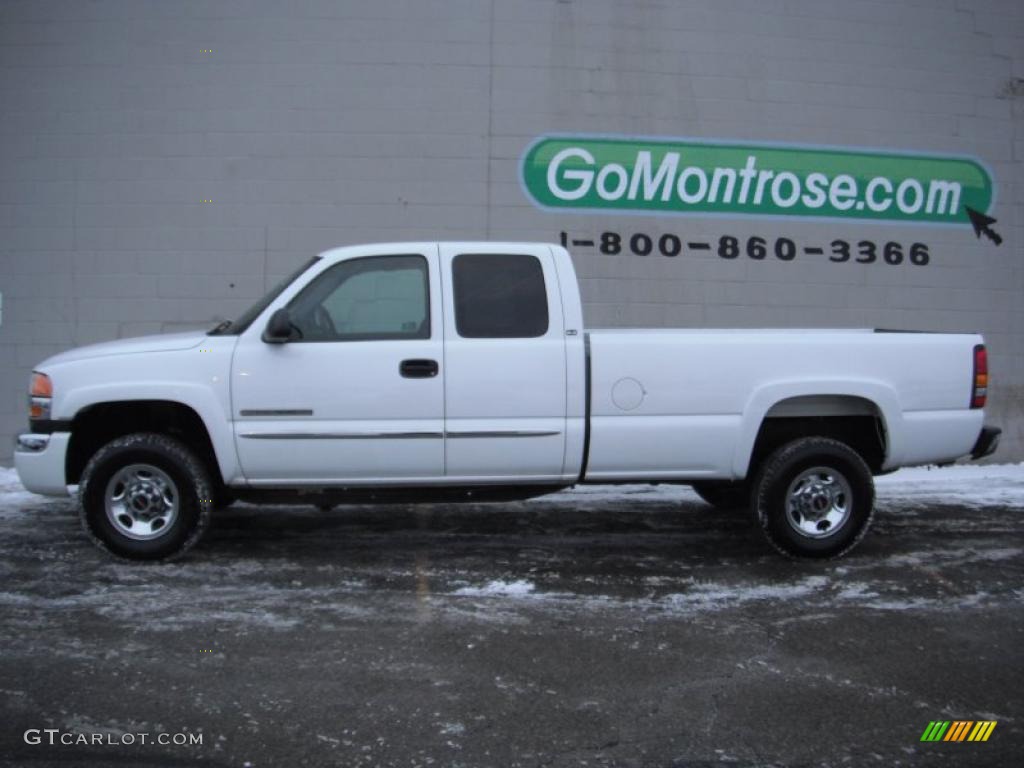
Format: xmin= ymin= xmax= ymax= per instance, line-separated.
xmin=451 ymin=253 xmax=549 ymax=338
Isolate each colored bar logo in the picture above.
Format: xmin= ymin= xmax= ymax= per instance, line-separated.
xmin=920 ymin=720 xmax=996 ymax=742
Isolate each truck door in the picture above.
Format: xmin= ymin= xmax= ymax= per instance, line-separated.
xmin=231 ymin=245 xmax=444 ymax=483
xmin=439 ymin=244 xmax=567 ymax=481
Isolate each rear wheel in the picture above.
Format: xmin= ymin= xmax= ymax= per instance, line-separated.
xmin=691 ymin=482 xmax=750 ymax=510
xmin=752 ymin=437 xmax=874 ymax=558
xmin=79 ymin=433 xmax=213 ymax=561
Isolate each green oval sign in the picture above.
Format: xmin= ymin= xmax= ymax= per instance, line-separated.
xmin=521 ymin=136 xmax=993 ymax=227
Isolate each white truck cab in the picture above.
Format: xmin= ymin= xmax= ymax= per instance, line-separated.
xmin=15 ymin=242 xmax=1000 ymax=561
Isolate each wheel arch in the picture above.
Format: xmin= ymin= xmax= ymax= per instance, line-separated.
xmin=734 ymin=383 xmax=902 ymax=478
xmin=66 ymin=399 xmax=229 ymax=487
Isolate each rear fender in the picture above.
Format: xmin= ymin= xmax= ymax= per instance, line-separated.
xmin=734 ymin=379 xmax=902 ymax=477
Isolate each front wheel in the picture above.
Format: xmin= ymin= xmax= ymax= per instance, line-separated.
xmin=752 ymin=437 xmax=874 ymax=559
xmin=79 ymin=433 xmax=214 ymax=561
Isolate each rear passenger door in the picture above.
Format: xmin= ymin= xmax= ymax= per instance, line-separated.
xmin=439 ymin=244 xmax=567 ymax=481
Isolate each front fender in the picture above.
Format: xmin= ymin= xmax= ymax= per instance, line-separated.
xmin=42 ymin=337 xmax=240 ymax=483
xmin=60 ymin=382 xmax=241 ymax=485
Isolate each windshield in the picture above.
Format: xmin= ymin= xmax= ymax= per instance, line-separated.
xmin=209 ymin=256 xmax=321 ymax=335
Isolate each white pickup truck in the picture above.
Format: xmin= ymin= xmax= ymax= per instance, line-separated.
xmin=15 ymin=242 xmax=999 ymax=561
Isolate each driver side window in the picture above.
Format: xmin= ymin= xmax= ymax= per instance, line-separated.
xmin=287 ymin=254 xmax=430 ymax=341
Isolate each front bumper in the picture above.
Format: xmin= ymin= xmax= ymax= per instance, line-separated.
xmin=970 ymin=426 xmax=1001 ymax=460
xmin=13 ymin=432 xmax=71 ymax=496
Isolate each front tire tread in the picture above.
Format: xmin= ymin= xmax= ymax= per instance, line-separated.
xmin=79 ymin=432 xmax=214 ymax=561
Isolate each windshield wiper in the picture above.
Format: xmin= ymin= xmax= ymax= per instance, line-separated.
xmin=208 ymin=319 xmax=233 ymax=335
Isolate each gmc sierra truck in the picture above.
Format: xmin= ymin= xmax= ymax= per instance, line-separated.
xmin=15 ymin=242 xmax=1000 ymax=561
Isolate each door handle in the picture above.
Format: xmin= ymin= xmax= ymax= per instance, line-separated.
xmin=400 ymin=359 xmax=439 ymax=378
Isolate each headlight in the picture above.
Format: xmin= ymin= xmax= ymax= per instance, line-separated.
xmin=29 ymin=372 xmax=52 ymax=420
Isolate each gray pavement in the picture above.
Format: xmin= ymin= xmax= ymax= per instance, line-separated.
xmin=0 ymin=483 xmax=1021 ymax=767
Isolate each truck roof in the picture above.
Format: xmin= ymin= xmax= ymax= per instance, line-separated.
xmin=317 ymin=242 xmax=558 ymax=262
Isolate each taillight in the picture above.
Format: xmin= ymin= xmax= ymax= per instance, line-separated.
xmin=29 ymin=372 xmax=52 ymax=420
xmin=971 ymin=345 xmax=987 ymax=409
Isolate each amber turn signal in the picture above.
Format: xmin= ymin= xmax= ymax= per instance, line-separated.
xmin=30 ymin=372 xmax=53 ymax=398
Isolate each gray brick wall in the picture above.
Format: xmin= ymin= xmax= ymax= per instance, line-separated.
xmin=1 ymin=0 xmax=1022 ymax=463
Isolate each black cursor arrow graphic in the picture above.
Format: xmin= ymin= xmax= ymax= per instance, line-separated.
xmin=966 ymin=206 xmax=1002 ymax=245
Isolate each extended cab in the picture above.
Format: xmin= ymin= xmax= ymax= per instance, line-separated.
xmin=15 ymin=242 xmax=1001 ymax=560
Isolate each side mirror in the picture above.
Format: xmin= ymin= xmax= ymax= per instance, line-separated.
xmin=262 ymin=308 xmax=294 ymax=344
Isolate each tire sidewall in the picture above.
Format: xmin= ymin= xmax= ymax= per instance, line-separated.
xmin=755 ymin=439 xmax=874 ymax=558
xmin=80 ymin=434 xmax=211 ymax=561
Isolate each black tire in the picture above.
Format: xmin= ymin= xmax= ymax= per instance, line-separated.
xmin=691 ymin=482 xmax=750 ymax=510
xmin=79 ymin=433 xmax=214 ymax=561
xmin=752 ymin=437 xmax=874 ymax=559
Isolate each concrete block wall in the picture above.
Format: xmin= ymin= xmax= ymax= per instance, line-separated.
xmin=1 ymin=0 xmax=1022 ymax=463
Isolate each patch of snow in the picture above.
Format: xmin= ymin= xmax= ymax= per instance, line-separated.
xmin=661 ymin=575 xmax=829 ymax=611
xmin=0 ymin=591 xmax=35 ymax=606
xmin=884 ymin=547 xmax=1023 ymax=567
xmin=875 ymin=463 xmax=1024 ymax=508
xmin=864 ymin=599 xmax=938 ymax=611
xmin=454 ymin=579 xmax=536 ymax=598
xmin=835 ymin=583 xmax=880 ymax=600
xmin=0 ymin=466 xmax=66 ymax=516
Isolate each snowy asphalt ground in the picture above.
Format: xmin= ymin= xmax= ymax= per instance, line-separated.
xmin=0 ymin=465 xmax=1022 ymax=767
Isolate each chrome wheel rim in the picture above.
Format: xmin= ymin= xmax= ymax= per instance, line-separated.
xmin=104 ymin=464 xmax=179 ymax=540
xmin=784 ymin=466 xmax=852 ymax=539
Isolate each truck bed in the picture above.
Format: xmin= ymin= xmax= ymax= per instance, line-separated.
xmin=583 ymin=328 xmax=983 ymax=480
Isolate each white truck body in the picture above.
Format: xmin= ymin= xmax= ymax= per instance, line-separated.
xmin=14 ymin=241 xmax=999 ymax=559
